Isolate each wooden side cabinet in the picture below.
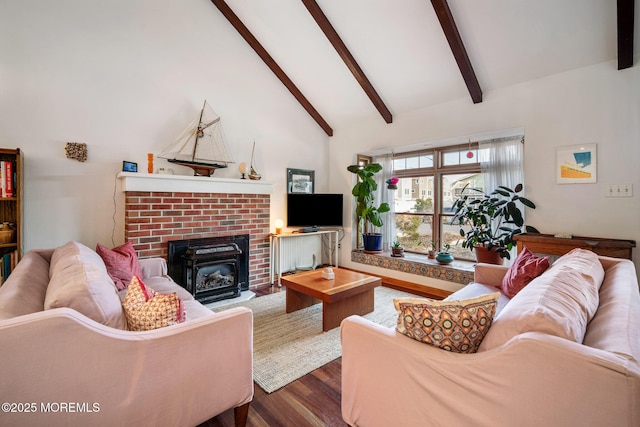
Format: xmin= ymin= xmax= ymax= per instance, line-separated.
xmin=514 ymin=233 xmax=635 ymax=260
xmin=0 ymin=148 xmax=23 ymax=280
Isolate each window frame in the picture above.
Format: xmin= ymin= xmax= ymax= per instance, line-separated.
xmin=393 ymin=143 xmax=480 ymax=260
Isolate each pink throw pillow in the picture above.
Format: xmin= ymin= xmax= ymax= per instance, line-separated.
xmin=96 ymin=241 xmax=142 ymax=291
xmin=500 ymin=246 xmax=549 ymax=298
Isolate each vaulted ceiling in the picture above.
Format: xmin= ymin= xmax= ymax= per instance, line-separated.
xmin=212 ymin=0 xmax=637 ymax=136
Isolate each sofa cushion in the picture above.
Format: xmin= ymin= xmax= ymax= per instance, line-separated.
xmin=550 ymin=248 xmax=606 ymax=291
xmin=141 ymin=276 xmax=194 ymax=301
xmin=394 ymin=292 xmax=499 ymax=354
xmin=583 ymin=259 xmax=640 ymax=361
xmin=45 ymin=241 xmax=127 ymax=330
xmin=500 ymin=246 xmax=549 ymax=298
xmin=479 ymin=248 xmax=604 ymax=351
xmin=0 ymin=251 xmax=51 ymax=320
xmin=96 ymin=241 xmax=142 ymax=291
xmin=182 ymin=299 xmax=216 ymax=321
xmin=446 ymin=282 xmax=511 ymax=317
xmin=122 ymin=276 xmax=185 ymax=331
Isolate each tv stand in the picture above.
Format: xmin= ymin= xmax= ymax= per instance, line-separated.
xmin=269 ymin=229 xmax=339 ymax=286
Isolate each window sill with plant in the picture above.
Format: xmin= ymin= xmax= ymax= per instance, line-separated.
xmin=348 ymin=137 xmax=534 ymax=285
xmin=351 ymin=248 xmax=475 ymax=285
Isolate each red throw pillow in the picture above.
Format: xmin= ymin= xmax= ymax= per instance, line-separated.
xmin=500 ymin=246 xmax=550 ymax=298
xmin=96 ymin=241 xmax=142 ymax=291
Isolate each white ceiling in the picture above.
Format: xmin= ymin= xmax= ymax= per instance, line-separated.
xmin=224 ymin=0 xmax=638 ymax=131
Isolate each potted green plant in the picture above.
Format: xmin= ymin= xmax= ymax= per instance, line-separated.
xmin=427 ymin=240 xmax=437 ymax=259
xmin=451 ymin=183 xmax=540 ymax=264
xmin=435 ymin=243 xmax=453 ymax=264
xmin=391 ymin=240 xmax=404 ymax=257
xmin=347 ymin=163 xmax=391 ymax=253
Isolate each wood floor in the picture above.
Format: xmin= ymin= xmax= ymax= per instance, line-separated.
xmin=200 ymin=358 xmax=344 ymax=427
xmin=199 ymin=277 xmax=441 ymax=427
xmin=198 ymin=283 xmax=346 ymax=427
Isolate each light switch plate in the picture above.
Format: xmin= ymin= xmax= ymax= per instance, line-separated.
xmin=605 ymin=184 xmax=633 ymax=198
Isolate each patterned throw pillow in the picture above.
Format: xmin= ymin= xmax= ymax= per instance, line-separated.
xmin=394 ymin=293 xmax=499 ymax=353
xmin=122 ymin=276 xmax=185 ymax=331
xmin=500 ymin=246 xmax=550 ymax=298
xmin=96 ymin=241 xmax=142 ymax=291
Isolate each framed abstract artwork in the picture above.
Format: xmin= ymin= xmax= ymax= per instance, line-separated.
xmin=556 ymin=144 xmax=597 ymax=184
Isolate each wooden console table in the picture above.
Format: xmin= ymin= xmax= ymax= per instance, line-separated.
xmin=513 ymin=233 xmax=636 ymax=260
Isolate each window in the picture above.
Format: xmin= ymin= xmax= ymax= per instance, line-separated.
xmin=392 ymin=145 xmax=482 ymax=260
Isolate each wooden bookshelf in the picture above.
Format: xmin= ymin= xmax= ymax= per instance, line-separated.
xmin=0 ymin=148 xmax=22 ymax=280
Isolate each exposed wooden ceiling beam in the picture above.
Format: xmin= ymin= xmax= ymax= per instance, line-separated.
xmin=210 ymin=0 xmax=333 ymax=136
xmin=302 ymin=0 xmax=393 ymax=124
xmin=617 ymin=0 xmax=635 ymax=70
xmin=430 ymin=0 xmax=483 ymax=103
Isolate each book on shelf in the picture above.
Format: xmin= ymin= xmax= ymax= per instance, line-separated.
xmin=5 ymin=161 xmax=13 ymax=198
xmin=0 ymin=161 xmax=15 ymax=198
xmin=0 ymin=250 xmax=17 ymax=283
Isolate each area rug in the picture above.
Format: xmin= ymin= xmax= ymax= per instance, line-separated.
xmin=213 ymin=286 xmax=415 ymax=393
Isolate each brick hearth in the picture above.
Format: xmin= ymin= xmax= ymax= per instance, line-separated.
xmin=124 ymin=191 xmax=271 ymax=290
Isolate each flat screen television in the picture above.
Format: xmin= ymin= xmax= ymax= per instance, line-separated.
xmin=287 ymin=193 xmax=343 ymax=229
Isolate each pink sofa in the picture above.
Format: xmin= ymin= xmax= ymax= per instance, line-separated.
xmin=341 ymin=253 xmax=640 ymax=427
xmin=0 ymin=241 xmax=253 ymax=427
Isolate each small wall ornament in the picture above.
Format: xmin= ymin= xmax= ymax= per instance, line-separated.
xmin=65 ymin=142 xmax=88 ymax=162
xmin=386 ymin=177 xmax=399 ymax=190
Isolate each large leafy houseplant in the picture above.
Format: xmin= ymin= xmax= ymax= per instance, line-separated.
xmin=451 ymin=183 xmax=540 ymax=261
xmin=347 ymin=163 xmax=390 ymax=252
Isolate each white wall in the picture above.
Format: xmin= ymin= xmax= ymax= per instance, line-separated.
xmin=330 ymin=61 xmax=640 ymax=287
xmin=2 ymin=2 xmax=638 ymax=290
xmin=0 ymin=0 xmax=329 ymax=251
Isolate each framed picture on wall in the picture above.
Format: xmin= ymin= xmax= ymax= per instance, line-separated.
xmin=287 ymin=168 xmax=314 ymax=194
xmin=556 ymin=143 xmax=597 ymax=184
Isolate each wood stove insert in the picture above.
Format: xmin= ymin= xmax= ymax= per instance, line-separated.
xmin=167 ymin=235 xmax=249 ymax=303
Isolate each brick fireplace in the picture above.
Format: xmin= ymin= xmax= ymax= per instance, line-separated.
xmin=119 ymin=173 xmax=273 ymax=290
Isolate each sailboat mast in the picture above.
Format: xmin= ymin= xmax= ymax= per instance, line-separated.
xmin=192 ymin=100 xmax=207 ymax=162
xmin=248 ymin=140 xmax=261 ymax=180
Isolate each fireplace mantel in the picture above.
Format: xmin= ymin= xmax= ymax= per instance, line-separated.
xmin=118 ymin=172 xmax=273 ymax=195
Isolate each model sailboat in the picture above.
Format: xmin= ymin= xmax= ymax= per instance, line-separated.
xmin=248 ymin=141 xmax=261 ymax=180
xmin=159 ymin=101 xmax=235 ymax=177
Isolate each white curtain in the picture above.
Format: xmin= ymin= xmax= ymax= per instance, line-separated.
xmin=478 ymin=136 xmax=525 ymax=261
xmin=374 ymin=154 xmax=396 ymax=251
xmin=479 ymin=136 xmax=524 ymax=192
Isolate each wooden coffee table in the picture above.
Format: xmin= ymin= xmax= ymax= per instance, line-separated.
xmin=281 ymin=268 xmax=381 ymax=331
